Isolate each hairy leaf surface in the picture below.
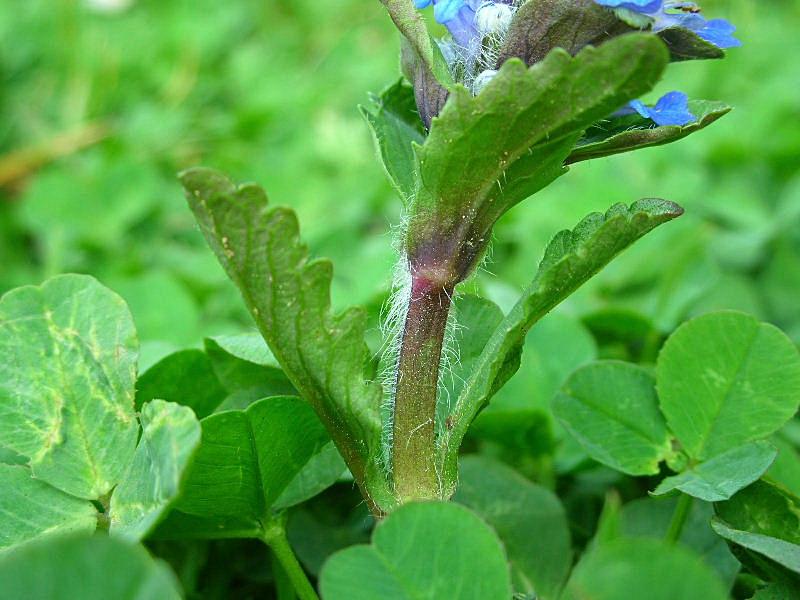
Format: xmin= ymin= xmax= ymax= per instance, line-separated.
xmin=181 ymin=168 xmax=391 ymax=511
xmin=497 ymin=0 xmax=632 ymax=67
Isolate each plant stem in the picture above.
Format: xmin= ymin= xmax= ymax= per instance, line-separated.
xmin=392 ymin=275 xmax=453 ymax=502
xmin=272 ymin=552 xmax=298 ymax=600
xmin=262 ymin=514 xmax=319 ymax=600
xmin=665 ymin=493 xmax=693 ymax=544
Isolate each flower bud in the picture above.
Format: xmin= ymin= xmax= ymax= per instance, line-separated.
xmin=475 ymin=2 xmax=515 ymax=35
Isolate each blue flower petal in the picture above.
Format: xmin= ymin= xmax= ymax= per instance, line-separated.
xmin=415 ymin=0 xmax=433 ymax=8
xmin=652 ymin=9 xmax=742 ymax=49
xmin=593 ymin=0 xmax=663 ymax=13
xmin=433 ymin=0 xmax=466 ymax=23
xmin=442 ymin=5 xmax=479 ymax=47
xmin=694 ymin=18 xmax=742 ymax=48
xmin=628 ymin=99 xmax=652 ymax=120
xmin=645 ymin=91 xmax=697 ymax=126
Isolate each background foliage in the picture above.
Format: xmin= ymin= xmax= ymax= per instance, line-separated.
xmin=1 ymin=0 xmax=799 ymax=597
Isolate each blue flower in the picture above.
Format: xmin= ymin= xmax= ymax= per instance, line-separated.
xmin=592 ymin=0 xmax=741 ymax=49
xmin=623 ymin=91 xmax=697 ymax=126
xmin=655 ymin=13 xmax=742 ymax=48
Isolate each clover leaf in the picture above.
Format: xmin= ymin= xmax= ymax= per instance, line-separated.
xmin=0 ymin=275 xmax=201 ymax=550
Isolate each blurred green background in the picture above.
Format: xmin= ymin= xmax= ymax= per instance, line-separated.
xmin=1 ymin=0 xmax=798 ymax=369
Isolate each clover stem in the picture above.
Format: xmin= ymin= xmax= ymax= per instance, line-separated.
xmin=392 ymin=274 xmax=453 ymax=502
xmin=665 ymin=493 xmax=693 ymax=544
xmin=262 ymin=513 xmax=319 ymax=600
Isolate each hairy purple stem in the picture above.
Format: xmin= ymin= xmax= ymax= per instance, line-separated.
xmin=392 ymin=273 xmax=453 ymax=501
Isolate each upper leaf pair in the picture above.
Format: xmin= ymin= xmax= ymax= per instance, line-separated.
xmin=401 ymin=33 xmax=670 ymax=287
xmin=364 ymin=32 xmax=728 ymax=293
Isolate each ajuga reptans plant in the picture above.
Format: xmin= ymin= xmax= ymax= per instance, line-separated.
xmin=177 ymin=0 xmax=741 ymax=514
xmin=9 ymin=3 xmax=800 ymax=599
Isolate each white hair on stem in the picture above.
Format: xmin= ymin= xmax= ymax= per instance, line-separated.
xmin=377 ymin=218 xmax=472 ymax=482
xmin=377 ymin=215 xmax=413 ymax=475
xmin=382 ymin=0 xmax=525 ymax=480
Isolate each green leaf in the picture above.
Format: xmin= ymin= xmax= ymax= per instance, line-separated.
xmin=454 ymin=456 xmax=571 ymax=599
xmin=0 ymin=446 xmax=25 ymax=466
xmin=618 ymin=497 xmax=739 ymax=589
xmin=406 ymin=34 xmax=669 ymax=284
xmin=711 ymin=519 xmax=800 ymax=575
xmin=713 ymin=480 xmax=800 ymax=576
xmin=653 ymin=441 xmax=778 ymax=502
xmin=561 ymin=538 xmax=728 ymax=600
xmin=109 ymin=400 xmax=202 ymax=541
xmin=288 ymin=503 xmax=373 ymax=578
xmin=273 ymin=442 xmax=347 ymax=510
xmin=553 ymin=361 xmax=672 ymax=476
xmin=497 ymin=0 xmax=633 ymax=67
xmin=155 ymin=396 xmax=338 ymax=539
xmin=716 ymin=480 xmax=800 ymax=544
xmin=204 ymin=334 xmax=296 ymax=410
xmin=136 ymin=349 xmax=226 ymax=418
xmin=751 ymin=583 xmax=800 ymax=599
xmin=361 ymin=80 xmax=426 ymax=202
xmin=0 ymin=464 xmax=96 ymax=551
xmin=0 ymin=275 xmax=202 ymax=550
xmin=181 ymin=168 xmax=390 ymax=513
xmin=768 ymin=435 xmax=800 ymax=497
xmin=657 ymin=27 xmax=726 ymax=61
xmin=208 ymin=331 xmax=284 ymax=367
xmin=0 ymin=535 xmax=181 ymax=600
xmin=0 ymin=274 xmax=139 ymax=499
xmin=440 ymin=294 xmax=505 ymax=426
xmin=319 ymin=502 xmax=513 ymax=600
xmin=656 ymin=311 xmax=800 ymax=461
xmin=567 ymin=100 xmax=731 ymax=164
xmin=439 ymin=200 xmax=683 ymax=492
